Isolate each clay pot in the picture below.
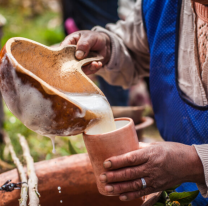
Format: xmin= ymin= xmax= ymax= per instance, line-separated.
xmin=83 ymin=118 xmax=140 ymax=196
xmin=0 ymin=37 xmax=104 ymax=136
xmin=0 ymin=154 xmax=160 ymax=206
xmin=111 ymin=106 xmax=144 ymax=125
xmin=111 ymin=106 xmax=154 ymax=141
xmin=136 ymin=117 xmax=154 ymax=141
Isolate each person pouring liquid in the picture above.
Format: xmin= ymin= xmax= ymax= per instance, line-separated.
xmin=61 ymin=0 xmax=208 ymax=205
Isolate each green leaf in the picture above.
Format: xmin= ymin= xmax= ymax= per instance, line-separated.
xmin=162 ymin=191 xmax=168 ymax=199
xmin=45 ymin=153 xmax=52 ymax=160
xmin=68 ymin=140 xmax=77 ymax=154
xmin=169 ymin=190 xmax=199 ymax=205
xmin=166 ymin=184 xmax=181 ymax=192
xmin=153 ymin=202 xmax=165 ymax=206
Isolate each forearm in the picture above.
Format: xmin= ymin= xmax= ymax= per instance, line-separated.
xmin=92 ymin=0 xmax=150 ymax=89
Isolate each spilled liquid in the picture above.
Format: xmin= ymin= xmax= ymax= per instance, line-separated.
xmin=58 ymin=187 xmax=62 ymax=203
xmin=48 ymin=136 xmax=56 ymax=154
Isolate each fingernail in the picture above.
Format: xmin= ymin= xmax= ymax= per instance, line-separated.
xmin=99 ymin=174 xmax=107 ymax=183
xmin=105 ymin=185 xmax=113 ymax=192
xmin=120 ymin=195 xmax=127 ymax=201
xmin=76 ymin=50 xmax=84 ymax=59
xmin=103 ymin=161 xmax=112 ymax=169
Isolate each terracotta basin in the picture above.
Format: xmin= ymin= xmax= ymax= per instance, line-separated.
xmin=111 ymin=106 xmax=144 ymax=125
xmin=0 ymin=154 xmax=160 ymax=206
xmin=0 ymin=37 xmax=104 ymax=136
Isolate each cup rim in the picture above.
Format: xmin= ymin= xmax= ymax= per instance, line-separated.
xmin=84 ymin=117 xmax=133 ymax=136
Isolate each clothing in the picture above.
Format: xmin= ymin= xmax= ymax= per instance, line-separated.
xmin=62 ymin=0 xmax=119 ymax=32
xmin=142 ymin=0 xmax=208 ymax=205
xmin=97 ymin=76 xmax=129 ymax=106
xmin=195 ymin=3 xmax=208 ymax=99
xmin=92 ymin=0 xmax=208 ymax=202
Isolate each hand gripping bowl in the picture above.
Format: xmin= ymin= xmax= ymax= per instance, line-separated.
xmin=0 ymin=37 xmax=104 ymax=136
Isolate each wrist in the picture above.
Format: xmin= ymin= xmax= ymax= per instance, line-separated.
xmin=99 ymin=32 xmax=111 ymax=65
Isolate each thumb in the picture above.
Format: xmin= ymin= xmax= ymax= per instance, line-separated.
xmin=75 ymin=34 xmax=97 ymax=60
xmin=61 ymin=32 xmax=90 ymax=60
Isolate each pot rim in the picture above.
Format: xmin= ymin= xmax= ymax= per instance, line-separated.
xmin=135 ymin=116 xmax=154 ymax=131
xmin=84 ymin=117 xmax=133 ymax=136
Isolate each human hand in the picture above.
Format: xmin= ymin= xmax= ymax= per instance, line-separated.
xmin=99 ymin=142 xmax=205 ymax=201
xmin=193 ymin=0 xmax=208 ymax=4
xmin=61 ymin=30 xmax=111 ymax=75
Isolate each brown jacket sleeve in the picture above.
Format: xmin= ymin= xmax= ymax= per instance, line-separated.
xmin=92 ymin=0 xmax=150 ymax=89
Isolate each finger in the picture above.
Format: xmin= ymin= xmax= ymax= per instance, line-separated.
xmin=100 ymin=165 xmax=147 ymax=183
xmin=82 ymin=61 xmax=102 ymax=75
xmin=75 ymin=33 xmax=102 ymax=59
xmin=75 ymin=36 xmax=92 ymax=59
xmin=103 ymin=149 xmax=149 ymax=170
xmin=61 ymin=33 xmax=80 ymax=46
xmin=119 ymin=187 xmax=154 ymax=201
xmin=91 ymin=61 xmax=102 ymax=70
xmin=104 ymin=177 xmax=151 ymax=195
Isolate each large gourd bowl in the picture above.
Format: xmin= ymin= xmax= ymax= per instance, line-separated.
xmin=0 ymin=37 xmax=104 ymax=136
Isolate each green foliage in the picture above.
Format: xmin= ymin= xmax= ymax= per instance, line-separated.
xmin=166 ymin=185 xmax=181 ymax=193
xmin=68 ymin=140 xmax=77 ymax=155
xmin=43 ymin=27 xmax=64 ymax=46
xmin=45 ymin=153 xmax=52 ymax=160
xmin=162 ymin=191 xmax=168 ymax=199
xmin=169 ymin=191 xmax=199 ymax=205
xmin=0 ymin=5 xmax=64 ymax=47
xmin=155 ymin=184 xmax=198 ymax=206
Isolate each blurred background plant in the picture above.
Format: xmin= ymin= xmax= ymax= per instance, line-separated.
xmin=0 ymin=0 xmax=87 ymax=173
xmin=0 ymin=0 xmax=64 ymax=46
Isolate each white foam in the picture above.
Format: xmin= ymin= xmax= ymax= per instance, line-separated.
xmin=1 ymin=56 xmax=55 ymax=136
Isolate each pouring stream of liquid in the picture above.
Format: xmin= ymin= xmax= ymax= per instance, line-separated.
xmin=49 ymin=93 xmax=116 ymax=153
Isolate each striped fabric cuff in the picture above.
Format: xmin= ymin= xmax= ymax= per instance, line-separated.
xmin=194 ymin=144 xmax=208 ymax=198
